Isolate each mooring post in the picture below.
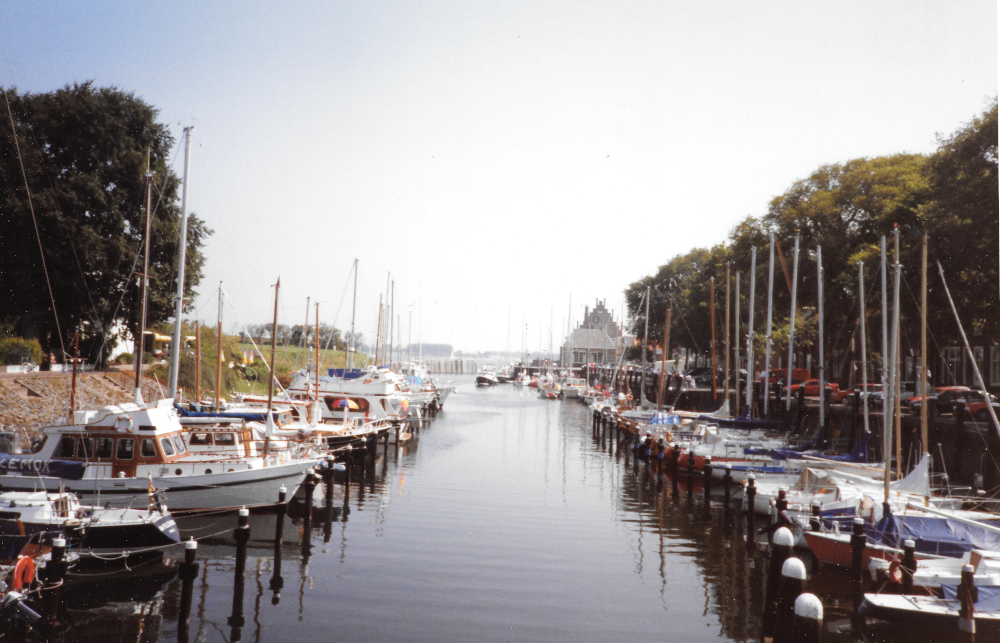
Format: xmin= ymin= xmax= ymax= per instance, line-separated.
xmin=686 ymin=450 xmax=695 ymax=503
xmin=809 ymin=502 xmax=822 ymax=532
xmin=773 ymin=557 xmax=807 ymax=643
xmin=850 ymin=517 xmax=866 ymax=610
xmin=900 ymin=538 xmax=916 ymax=594
xmin=229 ymin=507 xmax=250 ymax=638
xmin=763 ymin=526 xmax=796 ymax=641
xmin=44 ymin=536 xmax=68 ymax=628
xmin=791 ymin=594 xmax=824 ymax=643
xmin=723 ymin=464 xmax=733 ymax=516
xmin=178 ymin=539 xmax=200 ymax=643
xmin=703 ymin=456 xmax=713 ymax=509
xmin=274 ymin=486 xmax=287 ymax=546
xmin=746 ymin=474 xmax=757 ymax=539
xmin=959 ymin=563 xmax=978 ymax=639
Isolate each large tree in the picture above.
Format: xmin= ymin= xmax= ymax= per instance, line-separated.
xmin=0 ymin=82 xmax=211 ymax=366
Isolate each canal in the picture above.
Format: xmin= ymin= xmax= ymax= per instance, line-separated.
xmin=32 ymin=377 xmax=936 ymax=642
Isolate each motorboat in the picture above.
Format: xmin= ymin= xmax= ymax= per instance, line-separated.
xmin=0 ymin=399 xmax=322 ymax=513
xmin=285 ymin=368 xmax=411 ymax=425
xmin=476 ymin=367 xmax=500 ymax=387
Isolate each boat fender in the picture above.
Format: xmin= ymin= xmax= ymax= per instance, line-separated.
xmin=10 ymin=556 xmax=34 ymax=591
xmin=363 ymin=379 xmax=373 ymax=385
xmin=887 ymin=558 xmax=902 ymax=584
xmin=117 ymin=415 xmax=134 ymax=433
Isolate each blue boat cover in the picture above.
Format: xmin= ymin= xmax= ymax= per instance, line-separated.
xmin=174 ymin=404 xmax=269 ymax=422
xmin=407 ymin=376 xmax=424 ymax=386
xmin=766 ymin=431 xmax=870 ymax=463
xmin=870 ymin=513 xmax=1000 ymax=557
xmin=648 ymin=412 xmax=680 ymax=425
xmin=328 ymin=368 xmax=367 ymax=379
xmin=941 ymin=584 xmax=1000 ymax=610
xmin=700 ymin=406 xmax=789 ymax=431
xmin=0 ymin=454 xmax=86 ymax=480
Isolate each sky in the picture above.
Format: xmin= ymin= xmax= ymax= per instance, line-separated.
xmin=1 ymin=1 xmax=996 ymax=355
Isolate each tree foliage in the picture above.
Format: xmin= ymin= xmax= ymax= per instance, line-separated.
xmin=626 ymin=100 xmax=998 ymax=381
xmin=0 ymin=82 xmax=211 ymax=366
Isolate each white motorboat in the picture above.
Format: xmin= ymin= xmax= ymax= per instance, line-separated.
xmin=0 ymin=399 xmax=322 ymax=514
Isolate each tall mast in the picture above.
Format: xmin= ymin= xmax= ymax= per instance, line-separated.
xmin=265 ymin=278 xmax=281 ymax=437
xmin=408 ymin=311 xmax=412 ymax=363
xmin=786 ymin=234 xmax=800 ymax=410
xmin=859 ymin=262 xmax=870 ymax=436
xmin=194 ymin=320 xmax=201 ymax=404
xmin=885 ymin=239 xmax=901 ymax=500
xmin=893 ymin=229 xmax=902 ymax=480
xmin=818 ymin=245 xmax=826 ymax=437
xmin=764 ymin=231 xmax=775 ymax=417
xmin=641 ymin=286 xmax=650 ymax=407
xmin=745 ymin=248 xmax=757 ymax=418
xmin=314 ymin=302 xmax=320 ymax=422
xmin=880 ymin=236 xmax=889 ymax=460
xmin=215 ymin=283 xmax=223 ymax=412
xmin=710 ymin=277 xmax=717 ymax=402
xmin=349 ymin=258 xmax=358 ymax=368
xmin=724 ymin=264 xmax=730 ymax=411
xmin=658 ymin=299 xmax=671 ymax=412
xmin=134 ymin=168 xmax=153 ymax=404
xmin=734 ymin=272 xmax=741 ymax=415
xmin=375 ymin=296 xmax=383 ymax=365
xmin=69 ymin=331 xmax=79 ymax=421
xmin=167 ymin=127 xmax=193 ymax=399
xmin=920 ymin=231 xmax=929 ymax=466
xmin=390 ymin=280 xmax=395 ymax=367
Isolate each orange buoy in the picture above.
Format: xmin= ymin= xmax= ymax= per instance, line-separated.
xmin=10 ymin=555 xmax=34 ymax=591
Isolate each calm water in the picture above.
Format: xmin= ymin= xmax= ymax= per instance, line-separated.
xmin=27 ymin=377 xmax=938 ymax=642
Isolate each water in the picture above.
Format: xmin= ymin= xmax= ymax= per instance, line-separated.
xmin=24 ymin=377 xmax=945 ymax=642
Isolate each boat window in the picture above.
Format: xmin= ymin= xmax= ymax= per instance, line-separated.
xmin=116 ymin=438 xmax=135 ymax=460
xmin=96 ymin=437 xmax=114 ymax=460
xmin=215 ymin=433 xmax=236 ymax=446
xmin=53 ymin=436 xmax=76 ymax=458
xmin=160 ymin=437 xmax=176 ymax=456
xmin=140 ymin=438 xmax=157 ymax=458
xmin=77 ymin=437 xmax=95 ymax=459
xmin=188 ymin=433 xmax=212 ymax=446
xmin=172 ymin=435 xmax=186 ymax=455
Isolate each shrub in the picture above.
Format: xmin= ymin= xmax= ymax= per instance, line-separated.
xmin=0 ymin=337 xmax=43 ymax=365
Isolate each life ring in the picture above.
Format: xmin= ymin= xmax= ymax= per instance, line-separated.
xmin=117 ymin=414 xmax=134 ymax=433
xmin=363 ymin=379 xmax=373 ymax=385
xmin=10 ymin=555 xmax=34 ymax=591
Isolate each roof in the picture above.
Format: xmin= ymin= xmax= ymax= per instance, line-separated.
xmin=563 ymin=328 xmax=617 ymax=351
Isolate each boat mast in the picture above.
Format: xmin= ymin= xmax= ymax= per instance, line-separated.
xmin=390 ymin=280 xmax=395 ymax=368
xmin=746 ymin=248 xmax=757 ymax=418
xmin=215 ymin=283 xmax=223 ymax=412
xmin=734 ymin=272 xmax=740 ymax=415
xmin=817 ymin=245 xmax=826 ymax=439
xmin=893 ymin=229 xmax=903 ymax=480
xmin=764 ymin=232 xmax=775 ymax=418
xmin=658 ymin=299 xmax=671 ymax=412
xmin=786 ymin=234 xmax=800 ymax=410
xmin=858 ymin=262 xmax=870 ymax=436
xmin=349 ymin=258 xmax=358 ymax=369
xmin=374 ymin=296 xmax=383 ymax=365
xmin=724 ymin=264 xmax=730 ymax=412
xmin=710 ymin=277 xmax=717 ymax=402
xmin=167 ymin=127 xmax=193 ymax=400
xmin=885 ymin=240 xmax=901 ymax=503
xmin=315 ymin=302 xmax=320 ymax=423
xmin=920 ymin=231 xmax=929 ymax=470
xmin=880 ymin=236 xmax=889 ymax=465
xmin=265 ymin=278 xmax=280 ymax=440
xmin=641 ymin=286 xmax=650 ymax=408
xmin=194 ymin=320 xmax=201 ymax=404
xmin=69 ymin=331 xmax=79 ymax=421
xmin=134 ymin=168 xmax=153 ymax=404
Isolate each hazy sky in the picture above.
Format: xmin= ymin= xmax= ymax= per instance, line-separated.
xmin=2 ymin=2 xmax=996 ymax=354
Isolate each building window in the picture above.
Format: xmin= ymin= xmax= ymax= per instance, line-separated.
xmin=974 ymin=347 xmax=985 ymax=387
xmin=991 ymin=346 xmax=1000 ymax=387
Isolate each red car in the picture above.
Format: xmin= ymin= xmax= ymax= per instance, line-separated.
xmin=834 ymin=383 xmax=882 ymax=404
xmin=783 ymin=379 xmax=839 ymax=397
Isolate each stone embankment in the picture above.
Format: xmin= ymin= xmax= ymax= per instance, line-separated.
xmin=0 ymin=369 xmax=164 ymax=438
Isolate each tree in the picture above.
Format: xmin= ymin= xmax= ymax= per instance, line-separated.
xmin=0 ymin=82 xmax=211 ymax=366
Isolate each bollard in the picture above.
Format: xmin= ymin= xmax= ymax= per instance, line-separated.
xmin=746 ymin=474 xmax=757 ymax=536
xmin=703 ymin=457 xmax=713 ymax=508
xmin=274 ymin=486 xmax=287 ymax=545
xmin=178 ymin=539 xmax=200 ymax=643
xmin=790 ymin=593 xmax=824 ymax=643
xmin=771 ymin=488 xmax=789 ymax=544
xmin=723 ymin=464 xmax=733 ymax=515
xmin=44 ymin=536 xmax=68 ymax=628
xmin=809 ymin=502 xmax=822 ymax=532
xmin=229 ymin=508 xmax=250 ymax=639
xmin=687 ymin=450 xmax=695 ymax=503
xmin=304 ymin=471 xmax=317 ymax=515
xmin=773 ymin=557 xmax=808 ymax=643
xmin=763 ymin=527 xmax=796 ymax=640
xmin=959 ymin=563 xmax=978 ymax=637
xmin=850 ymin=518 xmax=866 ymax=610
xmin=344 ymin=445 xmax=353 ymax=497
xmin=901 ymin=539 xmax=916 ymax=594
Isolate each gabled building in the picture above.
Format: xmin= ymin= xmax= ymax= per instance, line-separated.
xmin=559 ymin=299 xmax=631 ymax=367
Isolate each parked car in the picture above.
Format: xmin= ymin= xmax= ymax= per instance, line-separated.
xmin=908 ymin=386 xmax=999 ymax=420
xmin=756 ymin=368 xmax=810 ymax=385
xmin=782 ymin=379 xmax=839 ymax=397
xmin=833 ymin=382 xmax=882 ymax=404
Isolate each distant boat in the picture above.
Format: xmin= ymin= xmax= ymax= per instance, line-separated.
xmin=476 ymin=366 xmax=499 ymax=386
